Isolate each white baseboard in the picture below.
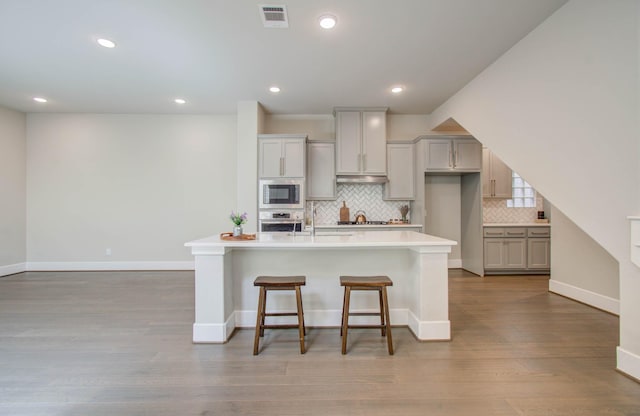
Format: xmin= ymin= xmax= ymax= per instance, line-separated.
xmin=193 ymin=314 xmax=235 ymax=343
xmin=448 ymin=258 xmax=462 ymax=269
xmin=549 ymin=279 xmax=619 ymax=315
xmin=617 ymin=347 xmax=640 ymax=381
xmin=0 ymin=262 xmax=27 ymax=277
xmin=25 ymin=261 xmax=194 ymax=271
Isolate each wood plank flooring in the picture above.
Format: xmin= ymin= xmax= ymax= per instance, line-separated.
xmin=0 ymin=269 xmax=638 ymax=415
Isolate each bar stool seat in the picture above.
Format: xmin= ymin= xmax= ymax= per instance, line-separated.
xmin=253 ymin=275 xmax=306 ymax=355
xmin=340 ymin=275 xmax=393 ymax=355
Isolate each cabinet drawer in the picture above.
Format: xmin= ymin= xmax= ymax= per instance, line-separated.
xmin=484 ymin=227 xmax=504 ymax=237
xmin=483 ymin=228 xmax=504 ymax=237
xmin=527 ymin=228 xmax=550 ymax=237
xmin=503 ymin=228 xmax=526 ymax=237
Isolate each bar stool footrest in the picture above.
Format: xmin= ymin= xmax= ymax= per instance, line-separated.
xmin=262 ymin=324 xmax=301 ymax=329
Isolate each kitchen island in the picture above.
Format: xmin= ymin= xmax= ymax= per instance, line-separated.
xmin=185 ymin=230 xmax=456 ymax=343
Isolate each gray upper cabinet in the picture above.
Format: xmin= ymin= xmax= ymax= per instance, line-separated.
xmin=335 ymin=108 xmax=387 ymax=175
xmin=482 ymin=148 xmax=512 ymax=198
xmin=423 ymin=136 xmax=482 ymax=172
xmin=307 ymin=141 xmax=336 ymax=200
xmin=258 ymin=134 xmax=306 ymax=178
xmin=384 ymin=143 xmax=415 ymax=200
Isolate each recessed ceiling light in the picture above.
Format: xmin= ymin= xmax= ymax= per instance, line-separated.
xmin=269 ymin=86 xmax=281 ymax=93
xmin=174 ymin=98 xmax=186 ymax=104
xmin=319 ymin=14 xmax=337 ymax=29
xmin=97 ymin=38 xmax=116 ymax=48
xmin=391 ymin=86 xmax=404 ymax=94
xmin=33 ymin=97 xmax=47 ymax=103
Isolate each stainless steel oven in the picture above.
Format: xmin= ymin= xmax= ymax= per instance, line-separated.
xmin=258 ymin=179 xmax=304 ymax=210
xmin=259 ymin=210 xmax=304 ymax=233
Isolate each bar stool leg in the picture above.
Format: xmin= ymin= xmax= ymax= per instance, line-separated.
xmin=340 ymin=286 xmax=347 ymax=336
xmin=382 ymin=286 xmax=394 ymax=355
xmin=295 ymin=286 xmax=306 ymax=354
xmin=253 ymin=286 xmax=266 ymax=355
xmin=378 ymin=288 xmax=386 ymax=337
xmin=259 ymin=288 xmax=268 ymax=337
xmin=341 ymin=286 xmax=351 ymax=354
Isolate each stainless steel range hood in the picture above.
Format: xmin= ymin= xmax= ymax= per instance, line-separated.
xmin=336 ymin=175 xmax=388 ymax=184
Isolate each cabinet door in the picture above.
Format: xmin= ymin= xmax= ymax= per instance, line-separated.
xmin=490 ymin=153 xmax=512 ymax=198
xmin=482 ymin=147 xmax=492 ymax=197
xmin=385 ymin=144 xmax=414 ymax=200
xmin=527 ymin=238 xmax=550 ymax=269
xmin=453 ymin=139 xmax=482 ymax=171
xmin=307 ymin=142 xmax=336 ymax=200
xmin=259 ymin=139 xmax=284 ymax=178
xmin=424 ymin=140 xmax=452 ymax=170
xmin=282 ymin=139 xmax=305 ymax=177
xmin=336 ymin=111 xmax=362 ymax=174
xmin=484 ymin=239 xmax=505 ymax=268
xmin=361 ymin=111 xmax=387 ymax=174
xmin=504 ymin=239 xmax=527 ymax=268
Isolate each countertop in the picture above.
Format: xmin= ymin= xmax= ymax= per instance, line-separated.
xmin=185 ymin=230 xmax=456 ymax=250
xmin=313 ymin=223 xmax=423 ymax=229
xmin=484 ymin=222 xmax=550 ymax=227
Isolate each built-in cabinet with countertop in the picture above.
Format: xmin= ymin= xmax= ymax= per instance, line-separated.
xmin=307 ymin=141 xmax=336 ymax=200
xmin=482 ymin=148 xmax=512 ymax=198
xmin=258 ymin=134 xmax=306 ymax=178
xmin=483 ymin=225 xmax=550 ymax=274
xmin=384 ymin=143 xmax=415 ymax=200
xmin=335 ymin=107 xmax=387 ymax=176
xmin=422 ymin=136 xmax=482 ymax=172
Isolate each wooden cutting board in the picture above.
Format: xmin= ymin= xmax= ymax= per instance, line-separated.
xmin=339 ymin=201 xmax=350 ymax=222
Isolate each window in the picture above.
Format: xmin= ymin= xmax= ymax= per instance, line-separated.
xmin=507 ymin=172 xmax=536 ymax=208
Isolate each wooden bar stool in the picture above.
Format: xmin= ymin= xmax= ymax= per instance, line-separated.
xmin=340 ymin=275 xmax=393 ymax=355
xmin=253 ymin=276 xmax=306 ymax=355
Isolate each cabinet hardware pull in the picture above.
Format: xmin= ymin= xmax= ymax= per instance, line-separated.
xmin=363 ymin=154 xmax=366 ymax=172
xmin=449 ymin=149 xmax=453 ymax=167
xmin=453 ymin=149 xmax=457 ymax=167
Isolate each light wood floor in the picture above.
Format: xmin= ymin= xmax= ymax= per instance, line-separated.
xmin=0 ymin=269 xmax=638 ymax=415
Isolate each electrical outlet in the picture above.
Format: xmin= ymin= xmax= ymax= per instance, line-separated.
xmin=105 ymin=248 xmax=112 ymax=256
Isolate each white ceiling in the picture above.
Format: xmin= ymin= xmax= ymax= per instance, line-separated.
xmin=0 ymin=0 xmax=567 ymax=115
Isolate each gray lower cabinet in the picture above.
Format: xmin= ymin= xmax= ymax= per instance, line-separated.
xmin=484 ymin=226 xmax=550 ymax=274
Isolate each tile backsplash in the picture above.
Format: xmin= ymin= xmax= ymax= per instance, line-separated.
xmin=483 ymin=195 xmax=544 ymax=223
xmin=308 ymin=184 xmax=412 ymax=225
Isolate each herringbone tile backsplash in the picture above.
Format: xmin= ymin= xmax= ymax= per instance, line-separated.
xmin=483 ymin=196 xmax=544 ymax=223
xmin=308 ymin=184 xmax=412 ymax=225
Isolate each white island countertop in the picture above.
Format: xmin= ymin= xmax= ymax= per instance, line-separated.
xmin=185 ymin=230 xmax=455 ymax=250
xmin=483 ymin=223 xmax=551 ymax=227
xmin=312 ymin=223 xmax=422 ymax=230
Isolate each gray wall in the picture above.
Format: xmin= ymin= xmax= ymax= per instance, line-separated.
xmin=0 ymin=106 xmax=26 ymax=273
xmin=550 ymin=206 xmax=619 ymax=312
xmin=25 ymin=114 xmax=237 ymax=265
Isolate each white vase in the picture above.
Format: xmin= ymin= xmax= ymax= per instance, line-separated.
xmin=233 ymin=226 xmax=243 ymax=237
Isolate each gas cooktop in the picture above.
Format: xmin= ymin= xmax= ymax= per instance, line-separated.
xmin=337 ymin=221 xmax=388 ymax=225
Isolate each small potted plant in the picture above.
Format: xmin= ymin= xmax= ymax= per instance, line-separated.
xmin=230 ymin=211 xmax=248 ymax=236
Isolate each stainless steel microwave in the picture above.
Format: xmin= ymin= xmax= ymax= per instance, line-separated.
xmin=258 ymin=179 xmax=304 ymax=210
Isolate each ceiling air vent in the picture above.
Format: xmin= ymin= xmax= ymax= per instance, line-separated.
xmin=259 ymin=4 xmax=289 ymax=28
